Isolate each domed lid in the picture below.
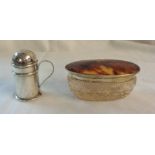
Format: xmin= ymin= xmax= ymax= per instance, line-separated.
xmin=65 ymin=59 xmax=140 ymax=77
xmin=12 ymin=49 xmax=38 ymax=67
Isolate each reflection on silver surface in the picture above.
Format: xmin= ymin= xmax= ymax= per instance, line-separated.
xmin=12 ymin=50 xmax=54 ymax=101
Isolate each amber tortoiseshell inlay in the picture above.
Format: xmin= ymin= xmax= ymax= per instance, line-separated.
xmin=66 ymin=59 xmax=140 ymax=76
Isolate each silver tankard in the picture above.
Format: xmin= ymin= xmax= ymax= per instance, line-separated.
xmin=12 ymin=49 xmax=54 ymax=101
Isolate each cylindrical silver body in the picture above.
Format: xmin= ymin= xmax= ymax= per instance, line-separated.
xmin=14 ymin=70 xmax=40 ymax=100
xmin=12 ymin=50 xmax=41 ymax=100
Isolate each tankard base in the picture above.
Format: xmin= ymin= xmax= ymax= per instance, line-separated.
xmin=15 ymin=92 xmax=42 ymax=101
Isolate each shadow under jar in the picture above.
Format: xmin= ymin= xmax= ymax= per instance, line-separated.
xmin=65 ymin=59 xmax=140 ymax=101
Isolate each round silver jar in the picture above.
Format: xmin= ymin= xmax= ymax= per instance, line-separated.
xmin=65 ymin=59 xmax=140 ymax=101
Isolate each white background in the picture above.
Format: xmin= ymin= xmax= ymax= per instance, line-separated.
xmin=0 ymin=0 xmax=155 ymax=155
xmin=1 ymin=40 xmax=155 ymax=114
xmin=0 ymin=0 xmax=155 ymax=39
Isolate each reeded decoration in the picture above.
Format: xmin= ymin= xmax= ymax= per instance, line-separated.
xmin=66 ymin=59 xmax=140 ymax=101
xmin=12 ymin=49 xmax=54 ymax=101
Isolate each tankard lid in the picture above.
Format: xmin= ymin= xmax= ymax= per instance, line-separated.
xmin=12 ymin=49 xmax=38 ymax=67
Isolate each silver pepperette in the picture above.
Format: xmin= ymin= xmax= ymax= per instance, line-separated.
xmin=12 ymin=49 xmax=54 ymax=101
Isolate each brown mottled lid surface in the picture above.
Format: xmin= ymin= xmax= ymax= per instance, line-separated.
xmin=65 ymin=59 xmax=140 ymax=76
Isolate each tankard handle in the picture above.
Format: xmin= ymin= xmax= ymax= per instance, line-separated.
xmin=38 ymin=60 xmax=54 ymax=87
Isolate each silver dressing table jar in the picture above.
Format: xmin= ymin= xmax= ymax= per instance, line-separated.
xmin=12 ymin=50 xmax=54 ymax=101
